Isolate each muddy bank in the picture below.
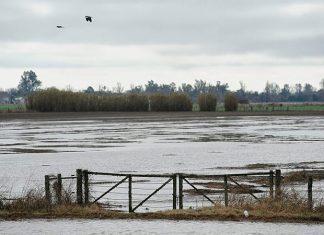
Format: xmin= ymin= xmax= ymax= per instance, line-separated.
xmin=1 ymin=111 xmax=324 ymax=121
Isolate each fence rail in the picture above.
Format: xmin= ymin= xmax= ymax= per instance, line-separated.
xmin=44 ymin=169 xmax=322 ymax=213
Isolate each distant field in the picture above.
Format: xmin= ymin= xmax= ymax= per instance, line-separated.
xmin=215 ymin=103 xmax=324 ymax=112
xmin=0 ymin=104 xmax=26 ymax=112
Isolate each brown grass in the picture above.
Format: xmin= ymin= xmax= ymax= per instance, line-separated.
xmin=1 ymin=188 xmax=324 ymax=223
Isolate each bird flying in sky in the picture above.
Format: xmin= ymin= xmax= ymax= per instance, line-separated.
xmin=85 ymin=16 xmax=93 ymax=22
xmin=56 ymin=26 xmax=64 ymax=28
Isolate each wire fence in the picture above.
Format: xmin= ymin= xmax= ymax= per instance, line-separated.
xmin=40 ymin=169 xmax=324 ymax=213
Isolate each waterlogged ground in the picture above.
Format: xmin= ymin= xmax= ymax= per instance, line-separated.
xmin=0 ymin=115 xmax=324 ymax=192
xmin=1 ymin=114 xmax=324 ymax=232
xmin=1 ymin=219 xmax=324 ymax=235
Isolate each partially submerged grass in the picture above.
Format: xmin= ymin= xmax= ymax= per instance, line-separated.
xmin=283 ymin=170 xmax=324 ymax=184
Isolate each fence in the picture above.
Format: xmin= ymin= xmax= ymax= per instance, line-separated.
xmin=44 ymin=174 xmax=76 ymax=204
xmin=44 ymin=169 xmax=321 ymax=213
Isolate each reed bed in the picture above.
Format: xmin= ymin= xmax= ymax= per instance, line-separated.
xmin=26 ymin=89 xmax=193 ymax=112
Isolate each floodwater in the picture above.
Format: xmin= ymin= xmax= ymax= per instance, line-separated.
xmin=1 ymin=115 xmax=324 ymax=192
xmin=1 ymin=219 xmax=324 ymax=235
xmin=1 ymin=115 xmax=324 ymax=233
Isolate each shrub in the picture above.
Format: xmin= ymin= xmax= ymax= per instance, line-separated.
xmin=198 ymin=93 xmax=217 ymax=111
xmin=150 ymin=93 xmax=192 ymax=111
xmin=224 ymin=93 xmax=238 ymax=111
xmin=149 ymin=93 xmax=169 ymax=111
xmin=168 ymin=93 xmax=192 ymax=111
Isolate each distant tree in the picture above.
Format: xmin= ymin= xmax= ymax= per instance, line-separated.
xmin=6 ymin=88 xmax=18 ymax=103
xmin=85 ymin=86 xmax=95 ymax=94
xmin=239 ymin=81 xmax=246 ymax=95
xmin=179 ymin=83 xmax=193 ymax=93
xmin=129 ymin=84 xmax=144 ymax=93
xmin=18 ymin=70 xmax=41 ymax=96
xmin=145 ymin=80 xmax=159 ymax=93
xmin=194 ymin=79 xmax=207 ymax=93
xmin=264 ymin=81 xmax=280 ymax=102
xmin=280 ymin=84 xmax=291 ymax=101
xmin=320 ymin=78 xmax=324 ymax=90
xmin=113 ymin=82 xmax=124 ymax=94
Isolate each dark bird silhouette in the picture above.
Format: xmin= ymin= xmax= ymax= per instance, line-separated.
xmin=85 ymin=16 xmax=93 ymax=22
xmin=56 ymin=26 xmax=64 ymax=28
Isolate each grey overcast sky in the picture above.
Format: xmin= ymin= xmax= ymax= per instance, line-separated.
xmin=1 ymin=0 xmax=324 ymax=91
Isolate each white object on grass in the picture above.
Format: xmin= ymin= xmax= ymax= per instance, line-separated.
xmin=244 ymin=210 xmax=249 ymax=217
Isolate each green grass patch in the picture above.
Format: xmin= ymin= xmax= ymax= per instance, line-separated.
xmin=0 ymin=104 xmax=26 ymax=112
xmin=215 ymin=103 xmax=324 ymax=112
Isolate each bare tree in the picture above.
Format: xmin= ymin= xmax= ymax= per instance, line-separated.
xmin=320 ymin=78 xmax=324 ymax=90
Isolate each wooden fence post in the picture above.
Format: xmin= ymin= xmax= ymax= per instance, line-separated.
xmin=173 ymin=174 xmax=177 ymax=210
xmin=128 ymin=175 xmax=132 ymax=213
xmin=179 ymin=174 xmax=183 ymax=209
xmin=83 ymin=170 xmax=89 ymax=204
xmin=224 ymin=175 xmax=228 ymax=207
xmin=76 ymin=169 xmax=83 ymax=204
xmin=57 ymin=174 xmax=62 ymax=204
xmin=275 ymin=169 xmax=281 ymax=199
xmin=308 ymin=176 xmax=313 ymax=210
xmin=45 ymin=175 xmax=51 ymax=203
xmin=269 ymin=170 xmax=274 ymax=199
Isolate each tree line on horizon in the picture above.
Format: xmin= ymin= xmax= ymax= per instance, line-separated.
xmin=1 ymin=70 xmax=324 ymax=104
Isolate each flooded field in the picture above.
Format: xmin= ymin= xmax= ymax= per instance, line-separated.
xmin=1 ymin=114 xmax=324 ymax=232
xmin=1 ymin=219 xmax=324 ymax=235
xmin=1 ymin=115 xmax=324 ymax=188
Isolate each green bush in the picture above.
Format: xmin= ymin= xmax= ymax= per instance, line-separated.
xmin=224 ymin=93 xmax=238 ymax=111
xmin=198 ymin=93 xmax=217 ymax=111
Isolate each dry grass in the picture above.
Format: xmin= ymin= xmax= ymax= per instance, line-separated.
xmin=1 ymin=188 xmax=324 ymax=223
xmin=283 ymin=170 xmax=324 ymax=184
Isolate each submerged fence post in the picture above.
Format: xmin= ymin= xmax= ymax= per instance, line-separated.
xmin=308 ymin=176 xmax=313 ymax=210
xmin=83 ymin=170 xmax=89 ymax=204
xmin=173 ymin=174 xmax=177 ymax=210
xmin=224 ymin=175 xmax=228 ymax=207
xmin=45 ymin=175 xmax=51 ymax=203
xmin=57 ymin=174 xmax=62 ymax=204
xmin=76 ymin=169 xmax=83 ymax=204
xmin=128 ymin=175 xmax=132 ymax=213
xmin=275 ymin=169 xmax=281 ymax=199
xmin=269 ymin=170 xmax=274 ymax=199
xmin=179 ymin=174 xmax=183 ymax=209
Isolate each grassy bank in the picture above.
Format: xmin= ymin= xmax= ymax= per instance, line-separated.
xmin=1 ymin=188 xmax=324 ymax=223
xmin=0 ymin=104 xmax=26 ymax=113
xmin=1 ymin=201 xmax=324 ymax=223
